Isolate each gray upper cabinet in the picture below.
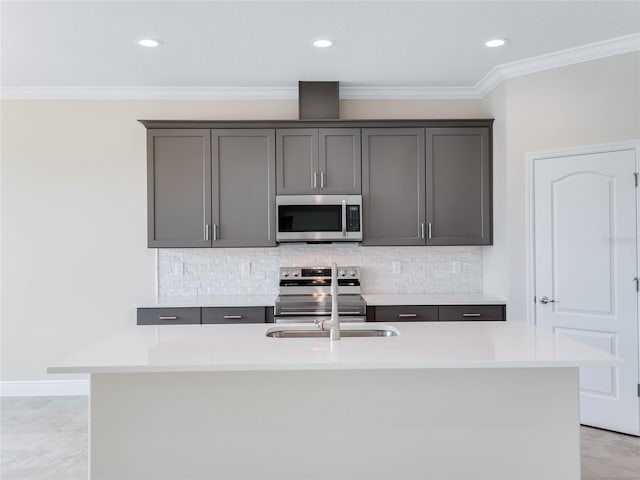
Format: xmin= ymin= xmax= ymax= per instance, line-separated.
xmin=276 ymin=129 xmax=318 ymax=194
xmin=425 ymin=128 xmax=491 ymax=245
xmin=147 ymin=129 xmax=212 ymax=247
xmin=212 ymin=129 xmax=276 ymax=247
xmin=362 ymin=128 xmax=426 ymax=245
xmin=276 ymin=128 xmax=361 ymax=195
xmin=143 ymin=120 xmax=492 ymax=248
xmin=147 ymin=128 xmax=275 ymax=248
xmin=318 ymin=129 xmax=361 ymax=194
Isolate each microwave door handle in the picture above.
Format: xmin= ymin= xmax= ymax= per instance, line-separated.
xmin=342 ymin=200 xmax=347 ymax=237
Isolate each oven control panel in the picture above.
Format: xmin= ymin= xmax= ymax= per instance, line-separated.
xmin=278 ymin=266 xmax=362 ymax=296
xmin=280 ymin=266 xmax=360 ymax=280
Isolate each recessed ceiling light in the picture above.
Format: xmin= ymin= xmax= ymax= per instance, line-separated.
xmin=138 ymin=38 xmax=162 ymax=48
xmin=313 ymin=39 xmax=334 ymax=48
xmin=485 ymin=38 xmax=508 ymax=48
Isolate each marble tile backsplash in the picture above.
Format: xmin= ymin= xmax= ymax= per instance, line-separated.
xmin=158 ymin=244 xmax=482 ymax=296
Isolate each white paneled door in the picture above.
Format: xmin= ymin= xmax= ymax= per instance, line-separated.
xmin=534 ymin=147 xmax=639 ymax=436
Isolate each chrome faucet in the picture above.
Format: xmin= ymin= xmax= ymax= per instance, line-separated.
xmin=327 ymin=263 xmax=341 ymax=341
xmin=314 ymin=263 xmax=341 ymax=341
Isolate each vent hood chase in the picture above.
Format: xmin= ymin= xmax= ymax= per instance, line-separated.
xmin=298 ymin=81 xmax=339 ymax=120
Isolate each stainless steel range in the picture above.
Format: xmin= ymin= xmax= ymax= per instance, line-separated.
xmin=274 ymin=266 xmax=366 ymax=323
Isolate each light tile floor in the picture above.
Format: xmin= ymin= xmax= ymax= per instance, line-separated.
xmin=1 ymin=397 xmax=88 ymax=480
xmin=581 ymin=424 xmax=640 ymax=480
xmin=1 ymin=396 xmax=639 ymax=479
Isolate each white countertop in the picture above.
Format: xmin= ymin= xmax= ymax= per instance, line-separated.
xmin=48 ymin=322 xmax=619 ymax=374
xmin=137 ymin=295 xmax=278 ymax=308
xmin=362 ymin=293 xmax=506 ymax=305
xmin=138 ymin=293 xmax=505 ymax=308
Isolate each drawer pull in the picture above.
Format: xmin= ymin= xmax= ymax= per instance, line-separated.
xmin=223 ymin=315 xmax=243 ymax=319
xmin=462 ymin=313 xmax=481 ymax=317
xmin=398 ymin=313 xmax=417 ymax=318
xmin=158 ymin=316 xmax=178 ymax=321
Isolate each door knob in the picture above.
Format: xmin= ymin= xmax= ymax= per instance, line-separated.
xmin=539 ymin=296 xmax=555 ymax=304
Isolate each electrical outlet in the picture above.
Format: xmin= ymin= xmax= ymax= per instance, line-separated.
xmin=392 ymin=261 xmax=401 ymax=274
xmin=452 ymin=261 xmax=461 ymax=274
xmin=241 ymin=262 xmax=251 ymax=275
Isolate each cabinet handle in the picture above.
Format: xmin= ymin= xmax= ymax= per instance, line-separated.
xmin=158 ymin=316 xmax=178 ymax=321
xmin=313 ymin=172 xmax=317 ymax=189
xmin=205 ymin=224 xmax=210 ymax=241
xmin=462 ymin=313 xmax=481 ymax=317
xmin=420 ymin=223 xmax=425 ymax=239
xmin=223 ymin=315 xmax=243 ymax=319
xmin=320 ymin=171 xmax=325 ymax=189
xmin=398 ymin=313 xmax=417 ymax=318
xmin=213 ymin=224 xmax=218 ymax=241
xmin=428 ymin=222 xmax=432 ymax=239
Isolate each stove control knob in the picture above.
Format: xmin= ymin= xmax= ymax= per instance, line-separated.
xmin=282 ymin=271 xmax=289 ymax=277
xmin=291 ymin=271 xmax=299 ymax=277
xmin=348 ymin=270 xmax=357 ymax=277
xmin=338 ymin=270 xmax=346 ymax=277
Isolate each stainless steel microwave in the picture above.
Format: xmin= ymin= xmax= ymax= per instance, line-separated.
xmin=276 ymin=195 xmax=363 ymax=242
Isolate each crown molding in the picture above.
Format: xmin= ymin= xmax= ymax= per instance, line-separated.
xmin=1 ymin=85 xmax=479 ymax=100
xmin=475 ymin=32 xmax=640 ymax=97
xmin=0 ymin=86 xmax=299 ymax=100
xmin=2 ymin=33 xmax=638 ymax=101
xmin=340 ymin=86 xmax=479 ymax=100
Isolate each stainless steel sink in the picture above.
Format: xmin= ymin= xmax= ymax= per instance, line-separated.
xmin=266 ymin=326 xmax=399 ymax=338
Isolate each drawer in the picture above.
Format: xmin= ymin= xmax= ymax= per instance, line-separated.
xmin=202 ymin=307 xmax=266 ymax=324
xmin=438 ymin=305 xmax=505 ymax=321
xmin=137 ymin=307 xmax=201 ymax=325
xmin=369 ymin=305 xmax=438 ymax=322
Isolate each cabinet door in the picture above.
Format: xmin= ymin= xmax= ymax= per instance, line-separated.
xmin=438 ymin=305 xmax=505 ymax=321
xmin=137 ymin=308 xmax=201 ymax=325
xmin=318 ymin=128 xmax=361 ymax=194
xmin=276 ymin=129 xmax=318 ymax=194
xmin=362 ymin=128 xmax=425 ymax=245
xmin=202 ymin=307 xmax=266 ymax=324
xmin=147 ymin=129 xmax=212 ymax=247
xmin=212 ymin=129 xmax=276 ymax=247
xmin=426 ymin=128 xmax=492 ymax=245
xmin=369 ymin=306 xmax=438 ymax=322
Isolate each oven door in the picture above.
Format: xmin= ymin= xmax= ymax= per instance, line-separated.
xmin=276 ymin=195 xmax=362 ymax=242
xmin=274 ymin=294 xmax=367 ymax=323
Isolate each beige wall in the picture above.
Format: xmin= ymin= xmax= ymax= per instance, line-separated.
xmin=480 ymin=83 xmax=508 ymax=300
xmin=0 ymin=98 xmax=484 ymax=382
xmin=482 ymin=51 xmax=640 ymax=321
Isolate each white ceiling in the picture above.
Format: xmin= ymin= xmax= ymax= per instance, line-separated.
xmin=2 ymin=0 xmax=639 ymax=92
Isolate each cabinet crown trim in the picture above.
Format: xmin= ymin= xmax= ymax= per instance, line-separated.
xmin=140 ymin=119 xmax=494 ymax=129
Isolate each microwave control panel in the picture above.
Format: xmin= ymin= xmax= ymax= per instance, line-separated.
xmin=347 ymin=205 xmax=361 ymax=232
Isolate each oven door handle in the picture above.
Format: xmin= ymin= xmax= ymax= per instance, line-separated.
xmin=277 ymin=311 xmax=329 ymax=316
xmin=342 ymin=199 xmax=347 ymax=237
xmin=276 ymin=311 xmax=363 ymax=316
xmin=275 ymin=316 xmax=367 ymax=324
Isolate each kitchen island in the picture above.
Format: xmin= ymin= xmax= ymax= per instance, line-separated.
xmin=48 ymin=322 xmax=619 ymax=480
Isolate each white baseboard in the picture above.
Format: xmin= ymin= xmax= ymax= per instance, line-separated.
xmin=0 ymin=380 xmax=89 ymax=397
